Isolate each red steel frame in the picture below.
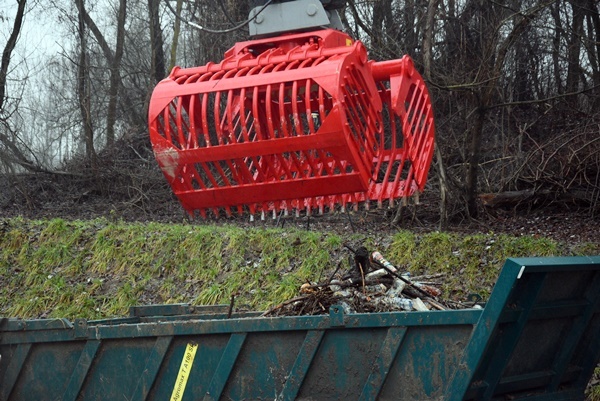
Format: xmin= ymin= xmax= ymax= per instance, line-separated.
xmin=148 ymin=29 xmax=435 ymax=218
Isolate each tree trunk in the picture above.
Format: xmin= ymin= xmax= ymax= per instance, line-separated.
xmin=0 ymin=0 xmax=27 ymax=112
xmin=0 ymin=0 xmax=42 ymax=172
xmin=78 ymin=3 xmax=143 ymax=126
xmin=566 ymin=0 xmax=584 ymax=94
xmin=550 ymin=2 xmax=563 ymax=94
xmin=75 ymin=0 xmax=96 ymax=166
xmin=422 ymin=0 xmax=447 ymax=229
xmin=463 ymin=0 xmax=542 ymax=218
xmin=465 ymin=103 xmax=485 ymax=218
xmin=148 ymin=0 xmax=166 ymax=84
xmin=168 ymin=0 xmax=183 ymax=71
xmin=106 ymin=0 xmax=127 ymax=147
xmin=584 ymin=13 xmax=599 ymax=87
xmin=404 ymin=0 xmax=416 ymax=58
xmin=435 ymin=140 xmax=449 ymax=230
xmin=589 ymin=0 xmax=600 ymax=76
xmin=586 ymin=0 xmax=600 ymax=104
xmin=422 ymin=0 xmax=439 ymax=79
xmin=372 ymin=0 xmax=386 ymax=52
xmin=513 ymin=3 xmax=532 ymax=103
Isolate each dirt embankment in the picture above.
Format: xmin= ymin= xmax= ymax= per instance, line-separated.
xmin=0 ymin=131 xmax=598 ymax=243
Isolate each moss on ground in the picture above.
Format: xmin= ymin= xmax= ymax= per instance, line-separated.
xmin=0 ymin=217 xmax=598 ymax=320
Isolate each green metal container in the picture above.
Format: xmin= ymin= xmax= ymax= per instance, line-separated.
xmin=1 ymin=256 xmax=599 ymax=400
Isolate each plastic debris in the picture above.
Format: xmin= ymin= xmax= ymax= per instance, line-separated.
xmin=263 ymin=247 xmax=481 ymax=317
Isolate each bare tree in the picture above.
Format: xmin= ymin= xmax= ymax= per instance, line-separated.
xmin=464 ymin=2 xmax=547 ymax=217
xmin=75 ymin=0 xmax=143 ymax=135
xmin=0 ymin=0 xmax=26 ymax=113
xmin=106 ymin=0 xmax=127 ymax=146
xmin=74 ymin=0 xmax=96 ymax=165
xmin=565 ymin=0 xmax=585 ymax=95
xmin=148 ymin=0 xmax=166 ymax=83
xmin=0 ymin=0 xmax=48 ymax=173
xmin=168 ymin=0 xmax=184 ymax=71
xmin=422 ymin=0 xmax=450 ymax=229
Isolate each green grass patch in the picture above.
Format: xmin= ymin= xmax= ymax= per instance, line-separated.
xmin=587 ymin=367 xmax=600 ymax=401
xmin=0 ymin=218 xmax=597 ymax=320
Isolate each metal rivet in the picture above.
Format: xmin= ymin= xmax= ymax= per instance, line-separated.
xmin=307 ymin=4 xmax=318 ymax=16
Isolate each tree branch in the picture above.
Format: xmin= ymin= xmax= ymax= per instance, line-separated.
xmin=487 ymin=83 xmax=600 ymax=110
xmin=0 ymin=0 xmax=27 ymax=112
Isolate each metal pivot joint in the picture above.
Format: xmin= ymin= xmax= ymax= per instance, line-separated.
xmin=249 ymin=0 xmax=345 ymax=38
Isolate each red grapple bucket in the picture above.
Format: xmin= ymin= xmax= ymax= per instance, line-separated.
xmin=148 ymin=29 xmax=434 ymax=218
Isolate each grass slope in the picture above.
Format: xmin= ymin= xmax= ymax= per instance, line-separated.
xmin=1 ymin=217 xmax=597 ymax=320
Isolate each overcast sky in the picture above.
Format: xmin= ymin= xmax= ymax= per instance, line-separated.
xmin=2 ymin=1 xmax=66 ymax=85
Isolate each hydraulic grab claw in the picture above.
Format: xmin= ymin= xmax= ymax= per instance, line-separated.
xmin=148 ymin=1 xmax=434 ymax=218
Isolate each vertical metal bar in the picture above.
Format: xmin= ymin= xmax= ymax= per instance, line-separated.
xmin=278 ymin=81 xmax=290 ymax=138
xmin=412 ymin=104 xmax=434 ymax=188
xmin=317 ymin=81 xmax=326 ymax=123
xmin=277 ymin=77 xmax=308 ymax=181
xmin=341 ymin=81 xmax=371 ymax=187
xmin=379 ymin=90 xmax=397 ymax=205
xmin=402 ymin=165 xmax=416 ymax=196
xmin=278 ymin=330 xmax=325 ymax=401
xmin=187 ymin=93 xmax=198 ymax=148
xmin=186 ymin=165 xmax=207 ymax=191
xmin=199 ymin=73 xmax=213 ymax=147
xmin=291 ymin=80 xmax=302 ymax=136
xmin=404 ymin=80 xmax=419 ymax=135
xmin=411 ymin=87 xmax=429 ymax=155
xmin=444 ymin=260 xmax=527 ymax=401
xmin=129 ymin=336 xmax=173 ymax=401
xmin=212 ymin=75 xmax=248 ymax=192
xmin=197 ymin=163 xmax=217 ymax=188
xmin=371 ymin=87 xmax=386 ymax=176
xmin=213 ymin=161 xmax=232 ymax=187
xmin=548 ymin=271 xmax=600 ymax=391
xmin=0 ymin=343 xmax=31 ymax=401
xmin=265 ymin=83 xmax=275 ymax=138
xmin=203 ymin=333 xmax=247 ymax=401
xmin=226 ymin=89 xmax=237 ymax=144
xmin=349 ymin=70 xmax=379 ymax=163
xmin=359 ymin=326 xmax=407 ymax=401
xmin=214 ymin=87 xmax=224 ymax=145
xmin=175 ymin=96 xmax=187 ymax=148
xmin=574 ymin=275 xmax=600 ymax=391
xmin=163 ymin=107 xmax=173 ymax=143
xmin=263 ymin=78 xmax=295 ymax=188
xmin=316 ymin=149 xmax=334 ymax=176
xmin=305 ymin=78 xmax=315 ymax=134
xmin=251 ymin=85 xmax=262 ymax=140
xmin=239 ymin=87 xmax=250 ymax=142
xmin=62 ymin=340 xmax=101 ymax=401
xmin=389 ymin=148 xmax=408 ymax=200
xmin=408 ymin=86 xmax=427 ymax=154
xmin=575 ymin=324 xmax=600 ymax=391
xmin=244 ymin=81 xmax=270 ymax=182
xmin=479 ymin=272 xmax=547 ymax=400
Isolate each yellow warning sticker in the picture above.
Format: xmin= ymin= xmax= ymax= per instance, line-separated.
xmin=170 ymin=343 xmax=198 ymax=401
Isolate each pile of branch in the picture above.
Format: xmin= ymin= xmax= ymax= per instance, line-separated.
xmin=263 ymin=246 xmax=480 ymax=317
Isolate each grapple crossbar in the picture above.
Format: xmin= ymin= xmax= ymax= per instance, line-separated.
xmin=148 ymin=29 xmax=434 ymax=218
